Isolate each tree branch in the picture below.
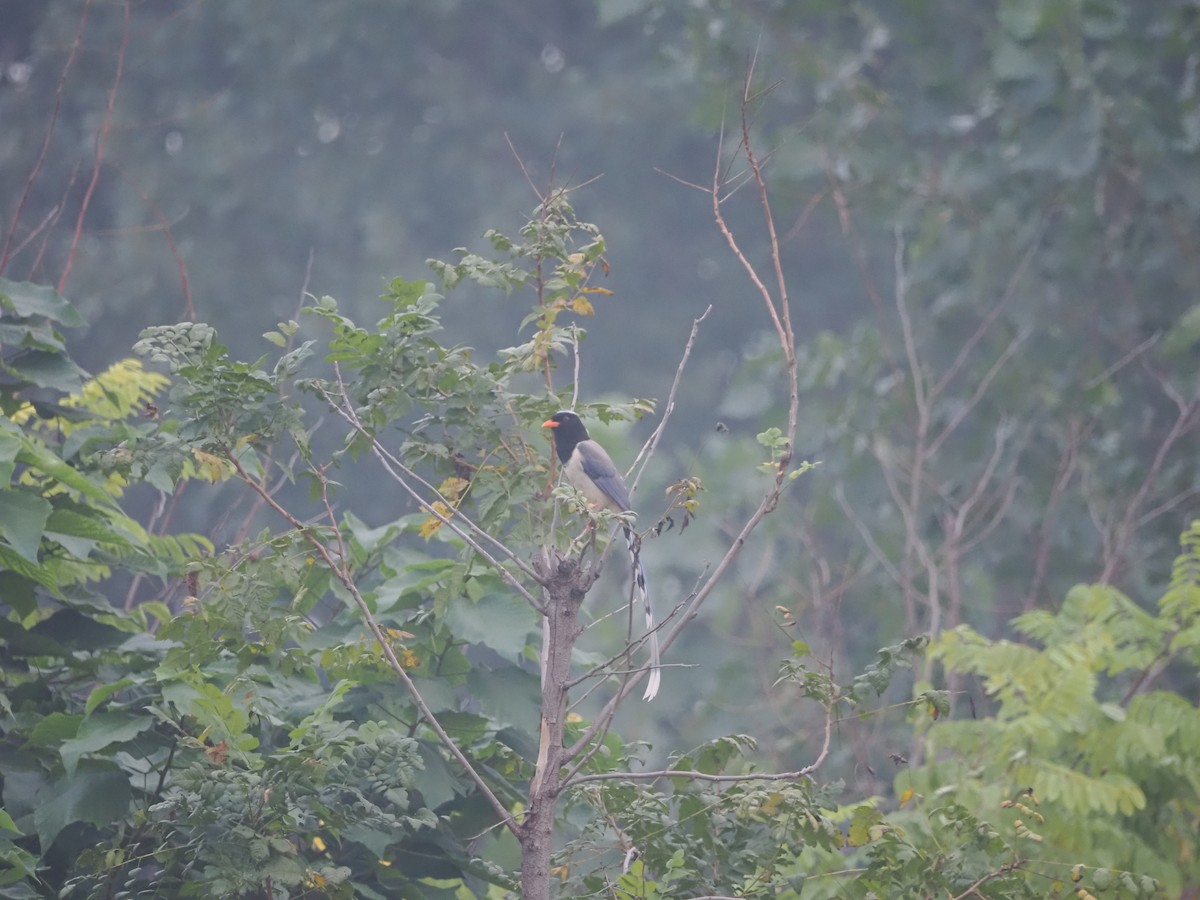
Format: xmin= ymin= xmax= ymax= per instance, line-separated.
xmin=222 ymin=452 xmax=518 ymax=837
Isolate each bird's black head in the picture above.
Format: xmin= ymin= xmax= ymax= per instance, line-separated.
xmin=542 ymin=410 xmax=590 ymax=464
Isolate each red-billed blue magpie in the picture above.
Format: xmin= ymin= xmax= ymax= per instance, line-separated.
xmin=543 ymin=410 xmax=661 ymax=701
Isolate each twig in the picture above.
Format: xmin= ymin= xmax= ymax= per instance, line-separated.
xmin=1024 ymin=419 xmax=1088 ymax=608
xmin=223 ymin=451 xmax=518 ymax=837
xmin=949 ymin=859 xmax=1025 ymax=900
xmin=891 ymin=226 xmax=930 ymax=634
xmin=570 ymin=324 xmax=581 ymax=409
xmin=6 ymin=206 xmax=60 ymax=263
xmin=60 ymin=0 xmax=131 ymax=294
xmin=1098 ymin=378 xmax=1198 ymax=584
xmin=1083 ymin=331 xmax=1160 ymax=390
xmin=504 ymin=132 xmax=544 ymax=202
xmin=115 ymin=170 xmax=195 ymax=320
xmin=566 ymin=79 xmax=803 ymax=765
xmin=319 ymin=371 xmax=543 ymax=604
xmin=0 ymin=1 xmax=93 ymax=273
xmin=628 ymin=305 xmax=711 ymax=495
xmin=926 ymin=328 xmax=1028 ymax=459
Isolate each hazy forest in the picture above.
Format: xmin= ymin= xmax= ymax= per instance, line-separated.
xmin=2 ymin=1 xmax=1199 ymax=898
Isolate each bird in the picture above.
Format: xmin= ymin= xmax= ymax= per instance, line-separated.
xmin=542 ymin=410 xmax=661 ymax=701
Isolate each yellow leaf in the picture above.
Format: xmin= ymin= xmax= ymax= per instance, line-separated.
xmin=899 ymin=787 xmax=915 ymax=807
xmin=439 ymin=476 xmax=470 ymax=501
xmin=418 ymin=501 xmax=454 ymax=539
xmin=192 ymin=449 xmax=232 ymax=483
xmin=400 ymin=648 xmax=420 ymax=669
xmin=580 ymin=286 xmax=613 ymax=296
xmin=569 ymin=295 xmax=595 ymax=316
xmin=311 ymin=836 xmax=327 ymax=852
xmin=760 ymin=791 xmax=784 ymax=816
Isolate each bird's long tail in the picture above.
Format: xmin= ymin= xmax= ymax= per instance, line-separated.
xmin=624 ymin=526 xmax=661 ymax=701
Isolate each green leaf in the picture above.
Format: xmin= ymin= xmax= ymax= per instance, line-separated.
xmin=442 ymin=589 xmax=535 ymax=658
xmin=0 ymin=423 xmax=22 ymax=480
xmin=60 ymin=712 xmax=155 ymax=776
xmin=847 ymin=804 xmax=883 ymax=847
xmin=0 ymin=279 xmax=83 ymax=326
xmin=160 ymin=679 xmax=251 ymax=747
xmin=0 ymin=809 xmax=20 ymax=834
xmin=0 ymin=545 xmax=56 ymax=592
xmin=45 ymin=507 xmax=130 ymax=547
xmin=27 ymin=713 xmax=83 ymax=746
xmin=33 ymin=760 xmax=131 ymax=852
xmin=0 ymin=491 xmax=51 ymax=563
xmin=15 ymin=440 xmax=117 ymax=506
xmin=1 ymin=350 xmax=84 ymax=394
xmin=0 ymin=572 xmax=37 ymax=617
xmin=464 ymin=667 xmax=539 ymax=734
xmin=84 ymin=678 xmax=137 ymax=716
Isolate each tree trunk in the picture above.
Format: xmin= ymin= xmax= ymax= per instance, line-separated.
xmin=520 ymin=552 xmax=587 ymax=899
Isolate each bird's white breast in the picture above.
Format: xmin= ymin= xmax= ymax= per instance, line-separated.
xmin=563 ymin=450 xmax=621 ymax=511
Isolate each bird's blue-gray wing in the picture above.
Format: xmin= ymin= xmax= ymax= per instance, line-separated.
xmin=568 ymin=439 xmax=632 ymax=511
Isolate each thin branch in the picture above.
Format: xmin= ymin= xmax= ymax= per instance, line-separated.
xmin=629 ymin=304 xmax=711 ymax=494
xmin=567 ymin=92 xmax=802 ymax=764
xmin=834 ymin=481 xmax=904 ymax=588
xmin=28 ymin=163 xmax=77 ymax=279
xmin=892 ymin=226 xmax=929 ymax=634
xmin=6 ymin=206 xmax=60 ymax=263
xmin=570 ymin=324 xmax=581 ymax=409
xmin=926 ymin=328 xmax=1029 ymax=459
xmin=0 ymin=0 xmax=93 ymax=273
xmin=115 ymin=170 xmax=195 ymax=320
xmin=949 ymin=859 xmax=1025 ymax=900
xmin=1098 ymin=379 xmax=1199 ymax=584
xmin=1025 ymin=419 xmax=1088 ymax=608
xmin=60 ymin=0 xmax=131 ymax=294
xmin=320 ymin=371 xmax=543 ymax=599
xmin=504 ymin=132 xmax=544 ymax=202
xmin=1083 ymin=331 xmax=1160 ymax=390
xmin=931 ymin=222 xmax=1045 ymax=400
xmin=222 ymin=453 xmax=518 ymax=836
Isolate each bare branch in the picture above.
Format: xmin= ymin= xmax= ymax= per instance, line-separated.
xmin=1098 ymin=377 xmax=1199 ymax=584
xmin=931 ymin=221 xmax=1045 ymax=401
xmin=1024 ymin=419 xmax=1088 ymax=609
xmin=566 ymin=85 xmax=804 ymax=765
xmin=926 ymin=328 xmax=1028 ymax=459
xmin=629 ymin=304 xmax=712 ymax=494
xmin=60 ymin=0 xmax=130 ymax=294
xmin=0 ymin=1 xmax=92 ymax=272
xmin=948 ymin=860 xmax=1025 ymax=900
